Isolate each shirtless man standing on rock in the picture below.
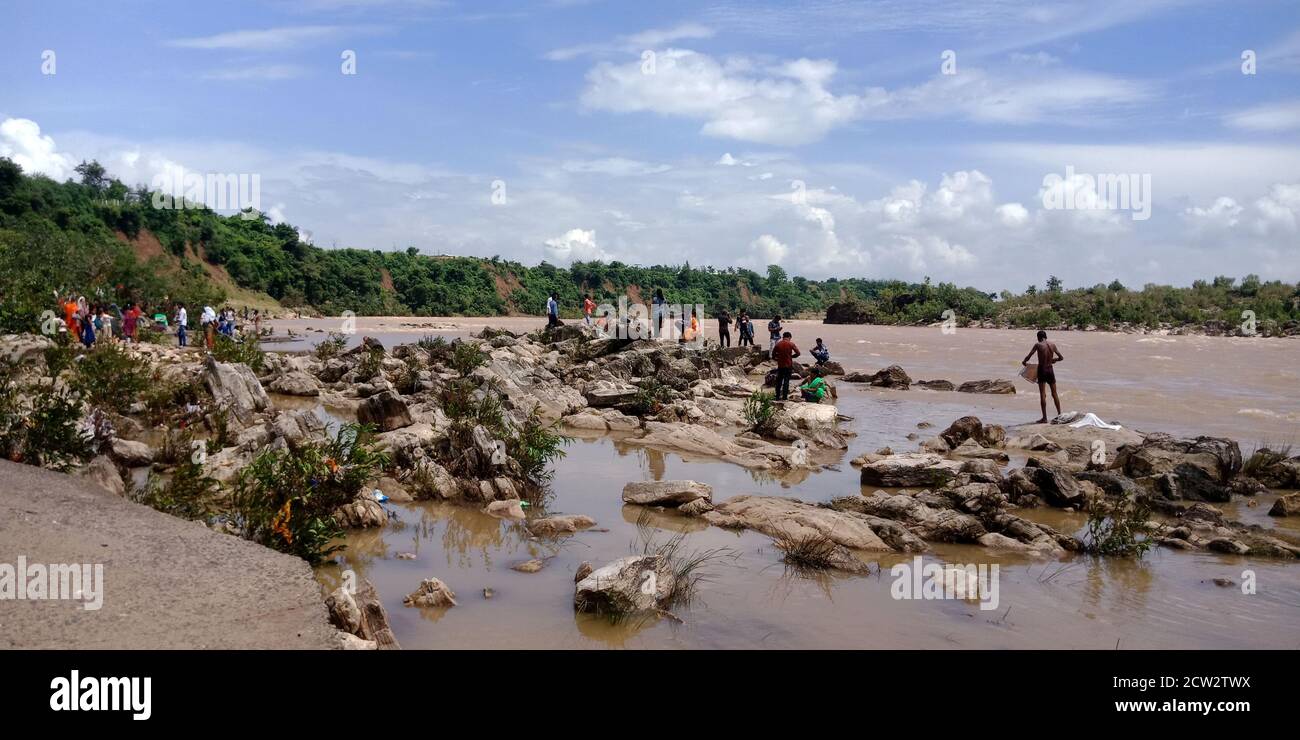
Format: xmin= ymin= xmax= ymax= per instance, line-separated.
xmin=1023 ymin=330 xmax=1064 ymax=423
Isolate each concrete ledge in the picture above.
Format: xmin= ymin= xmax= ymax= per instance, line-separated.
xmin=0 ymin=460 xmax=337 ymax=649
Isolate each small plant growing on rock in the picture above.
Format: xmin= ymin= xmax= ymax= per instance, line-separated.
xmin=743 ymin=389 xmax=778 ymax=435
xmin=509 ymin=408 xmax=569 ymax=485
xmin=0 ymin=360 xmax=90 ymax=470
xmin=314 ymin=332 xmax=348 ymax=361
xmin=772 ymin=530 xmax=839 ymax=574
xmin=395 ymin=354 xmax=425 ymax=395
xmin=450 ymin=340 xmax=487 ymax=378
xmin=137 ymin=458 xmax=220 ymax=521
xmin=231 ymin=423 xmax=388 ymax=564
xmin=212 ymin=333 xmax=265 ymax=372
xmin=71 ymin=341 xmax=150 ymax=414
xmin=355 ymin=345 xmax=385 ymax=381
xmin=1082 ymin=492 xmax=1156 ymax=557
xmin=630 ymin=378 xmax=672 ymax=416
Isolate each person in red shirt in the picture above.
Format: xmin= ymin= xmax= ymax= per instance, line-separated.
xmin=771 ymin=331 xmax=800 ymax=401
xmin=583 ymin=294 xmax=595 ymax=326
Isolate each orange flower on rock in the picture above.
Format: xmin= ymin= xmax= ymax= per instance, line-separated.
xmin=271 ymin=500 xmax=293 ymax=544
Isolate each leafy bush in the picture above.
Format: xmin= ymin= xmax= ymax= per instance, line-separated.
xmin=212 ymin=333 xmax=264 ymax=372
xmin=355 ymin=345 xmax=385 ymax=381
xmin=141 ymin=375 xmax=204 ymax=426
xmin=231 ymin=423 xmax=388 ymax=563
xmin=0 ymin=361 xmax=90 ymax=470
xmin=313 ymin=332 xmax=348 ymax=360
xmin=743 ymin=390 xmax=778 ymax=434
xmin=450 ymin=340 xmax=487 ymax=378
xmin=508 ymin=408 xmax=569 ymax=484
xmin=137 ymin=459 xmax=220 ymax=521
xmin=1082 ymin=492 xmax=1155 ymax=557
xmin=630 ymin=378 xmax=672 ymax=416
xmin=71 ymin=341 xmax=150 ymax=413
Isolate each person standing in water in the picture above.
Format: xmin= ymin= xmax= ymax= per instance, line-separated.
xmin=1022 ymin=330 xmax=1064 ymax=423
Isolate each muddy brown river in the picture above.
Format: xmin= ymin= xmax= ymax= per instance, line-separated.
xmin=280 ymin=317 xmax=1300 ymax=649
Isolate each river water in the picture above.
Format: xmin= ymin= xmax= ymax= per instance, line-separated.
xmin=282 ymin=317 xmax=1300 ymax=649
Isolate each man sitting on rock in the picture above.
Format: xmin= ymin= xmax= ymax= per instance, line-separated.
xmin=810 ymin=338 xmax=830 ymax=365
xmin=799 ymin=374 xmax=829 ymax=403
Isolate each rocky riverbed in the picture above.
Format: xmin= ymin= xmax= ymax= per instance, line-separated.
xmin=3 ymin=324 xmax=1298 ymax=649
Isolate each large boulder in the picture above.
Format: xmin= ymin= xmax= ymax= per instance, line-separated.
xmin=574 ymin=555 xmax=675 ymax=614
xmin=1116 ymin=434 xmax=1242 ymax=484
xmin=868 ymin=365 xmax=912 ymax=389
xmin=957 ymin=379 xmax=1016 ymax=394
xmin=702 ymin=495 xmax=893 ymax=551
xmin=267 ymin=371 xmax=321 ymax=397
xmin=584 ymin=381 xmax=640 ymax=409
xmin=80 ymin=455 xmax=125 ymax=497
xmin=0 ymin=334 xmax=55 ymax=367
xmin=1023 ymin=459 xmax=1085 ymax=508
xmin=622 ymin=480 xmax=712 ymax=507
xmin=356 ymin=389 xmax=413 ymax=431
xmin=203 ymin=356 xmax=270 ymax=419
xmin=108 ymin=438 xmax=155 ymax=467
xmin=841 ymin=492 xmax=986 ymax=543
xmin=859 ymin=453 xmax=964 ymax=488
xmin=333 ymin=496 xmax=388 ymax=528
xmin=1269 ymin=493 xmax=1300 ymax=517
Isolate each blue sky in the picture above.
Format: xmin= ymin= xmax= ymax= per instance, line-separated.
xmin=2 ymin=0 xmax=1298 ymax=291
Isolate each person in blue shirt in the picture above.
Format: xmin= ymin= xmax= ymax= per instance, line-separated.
xmin=810 ymin=338 xmax=830 ymax=365
xmin=546 ymin=293 xmax=559 ymax=328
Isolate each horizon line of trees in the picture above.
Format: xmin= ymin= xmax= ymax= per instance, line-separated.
xmin=2 ymin=157 xmax=1297 ymax=335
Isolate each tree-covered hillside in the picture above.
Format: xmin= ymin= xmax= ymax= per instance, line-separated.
xmin=2 ymin=157 xmax=1297 ymax=335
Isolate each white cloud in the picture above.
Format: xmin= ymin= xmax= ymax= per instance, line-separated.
xmin=1253 ymin=183 xmax=1300 ymax=234
xmin=997 ymin=202 xmax=1030 ymax=226
xmin=1225 ymin=100 xmax=1300 ymax=132
xmin=746 ymin=234 xmax=788 ymax=267
xmin=545 ymin=23 xmax=713 ymax=61
xmin=581 ymin=49 xmax=863 ymax=145
xmin=0 ymin=118 xmax=77 ymax=180
xmin=580 ymin=47 xmax=1150 ymax=145
xmin=1183 ymin=196 xmax=1243 ymax=230
xmin=560 ymin=157 xmax=671 ymax=176
xmin=543 ymin=228 xmax=612 ymax=263
xmin=167 ymin=25 xmax=354 ymax=50
xmin=203 ymin=64 xmax=309 ymax=81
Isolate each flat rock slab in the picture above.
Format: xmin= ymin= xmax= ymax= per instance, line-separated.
xmin=703 ymin=494 xmax=892 ymax=551
xmin=0 ymin=460 xmax=337 ymax=649
xmin=622 ymin=480 xmax=712 ymax=506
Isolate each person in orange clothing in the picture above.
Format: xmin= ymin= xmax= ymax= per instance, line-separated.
xmin=63 ymin=295 xmax=79 ymax=336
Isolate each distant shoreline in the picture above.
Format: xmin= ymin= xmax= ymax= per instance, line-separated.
xmin=265 ymin=313 xmax=1298 ymax=340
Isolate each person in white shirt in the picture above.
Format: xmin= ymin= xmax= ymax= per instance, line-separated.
xmin=175 ymin=304 xmax=189 ymax=347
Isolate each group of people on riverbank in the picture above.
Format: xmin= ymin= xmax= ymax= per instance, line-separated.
xmin=58 ymin=295 xmax=151 ymax=347
xmin=52 ymin=293 xmax=262 ymax=352
xmin=547 ymin=291 xmax=1066 ymax=419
